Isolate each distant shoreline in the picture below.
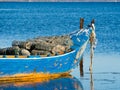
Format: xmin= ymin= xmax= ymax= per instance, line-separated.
xmin=0 ymin=0 xmax=119 ymax=2
xmin=0 ymin=1 xmax=120 ymax=3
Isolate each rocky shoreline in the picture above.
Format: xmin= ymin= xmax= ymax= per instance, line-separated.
xmin=0 ymin=35 xmax=73 ymax=56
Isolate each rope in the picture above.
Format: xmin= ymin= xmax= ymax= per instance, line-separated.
xmin=89 ymin=24 xmax=96 ymax=72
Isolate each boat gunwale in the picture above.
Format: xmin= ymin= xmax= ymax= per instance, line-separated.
xmin=0 ymin=50 xmax=76 ymax=60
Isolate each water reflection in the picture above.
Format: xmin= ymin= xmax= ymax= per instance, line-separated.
xmin=79 ymin=57 xmax=94 ymax=90
xmin=79 ymin=57 xmax=84 ymax=77
xmin=0 ymin=76 xmax=83 ymax=90
xmin=90 ymin=71 xmax=94 ymax=90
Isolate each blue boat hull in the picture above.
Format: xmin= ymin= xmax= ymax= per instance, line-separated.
xmin=0 ymin=29 xmax=90 ymax=77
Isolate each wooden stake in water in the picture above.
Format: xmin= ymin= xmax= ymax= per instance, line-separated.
xmin=89 ymin=19 xmax=96 ymax=72
xmin=80 ymin=56 xmax=84 ymax=77
xmin=89 ymin=19 xmax=96 ymax=90
xmin=79 ymin=18 xmax=84 ymax=77
xmin=80 ymin=18 xmax=84 ymax=29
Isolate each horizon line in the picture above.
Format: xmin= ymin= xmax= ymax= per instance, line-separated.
xmin=0 ymin=0 xmax=119 ymax=2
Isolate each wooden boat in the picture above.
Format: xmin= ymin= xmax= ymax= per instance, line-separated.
xmin=0 ymin=19 xmax=95 ymax=77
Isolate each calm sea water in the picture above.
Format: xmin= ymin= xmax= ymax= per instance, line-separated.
xmin=0 ymin=2 xmax=120 ymax=90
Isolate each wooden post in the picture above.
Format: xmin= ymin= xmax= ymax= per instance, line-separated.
xmin=80 ymin=18 xmax=84 ymax=29
xmin=80 ymin=56 xmax=84 ymax=77
xmin=79 ymin=18 xmax=84 ymax=77
xmin=91 ymin=19 xmax=95 ymax=24
xmin=89 ymin=19 xmax=95 ymax=72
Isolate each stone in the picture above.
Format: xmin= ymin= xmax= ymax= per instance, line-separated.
xmin=21 ymin=49 xmax=30 ymax=56
xmin=12 ymin=41 xmax=32 ymax=50
xmin=52 ymin=45 xmax=66 ymax=54
xmin=0 ymin=35 xmax=73 ymax=56
xmin=0 ymin=46 xmax=20 ymax=55
xmin=31 ymin=50 xmax=50 ymax=55
xmin=34 ymin=41 xmax=54 ymax=51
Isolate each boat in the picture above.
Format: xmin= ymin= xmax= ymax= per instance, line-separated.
xmin=0 ymin=19 xmax=95 ymax=77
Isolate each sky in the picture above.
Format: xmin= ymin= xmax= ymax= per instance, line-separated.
xmin=0 ymin=0 xmax=119 ymax=2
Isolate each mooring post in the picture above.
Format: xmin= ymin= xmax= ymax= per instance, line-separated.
xmin=79 ymin=18 xmax=84 ymax=77
xmin=80 ymin=18 xmax=84 ymax=30
xmin=80 ymin=56 xmax=84 ymax=77
xmin=89 ymin=19 xmax=95 ymax=73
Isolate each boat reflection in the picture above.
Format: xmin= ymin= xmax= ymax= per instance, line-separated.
xmin=0 ymin=75 xmax=83 ymax=90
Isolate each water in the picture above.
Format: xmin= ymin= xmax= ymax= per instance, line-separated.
xmin=0 ymin=76 xmax=83 ymax=90
xmin=0 ymin=2 xmax=120 ymax=90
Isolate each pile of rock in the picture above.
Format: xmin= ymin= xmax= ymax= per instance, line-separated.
xmin=0 ymin=35 xmax=73 ymax=56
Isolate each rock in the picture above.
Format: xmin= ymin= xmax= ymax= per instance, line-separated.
xmin=48 ymin=36 xmax=73 ymax=48
xmin=21 ymin=49 xmax=30 ymax=56
xmin=12 ymin=40 xmax=32 ymax=50
xmin=0 ymin=35 xmax=73 ymax=56
xmin=31 ymin=50 xmax=50 ymax=55
xmin=0 ymin=48 xmax=6 ymax=55
xmin=0 ymin=46 xmax=20 ymax=55
xmin=35 ymin=40 xmax=54 ymax=51
xmin=13 ymin=46 xmax=20 ymax=55
xmin=52 ymin=45 xmax=66 ymax=54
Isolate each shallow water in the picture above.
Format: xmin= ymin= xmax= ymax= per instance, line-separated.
xmin=0 ymin=2 xmax=120 ymax=90
xmin=71 ymin=54 xmax=120 ymax=90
